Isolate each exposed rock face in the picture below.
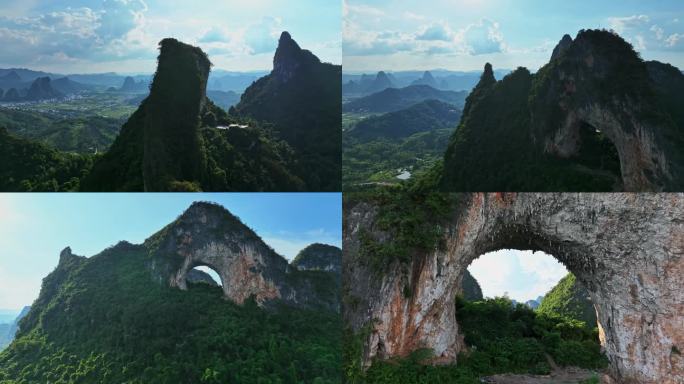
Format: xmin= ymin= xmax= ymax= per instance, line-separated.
xmin=344 ymin=193 xmax=684 ymax=383
xmin=292 ymin=243 xmax=342 ymax=273
xmin=146 ymin=202 xmax=340 ymax=311
xmin=531 ymin=31 xmax=681 ymax=191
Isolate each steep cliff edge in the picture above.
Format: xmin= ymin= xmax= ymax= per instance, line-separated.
xmin=441 ymin=30 xmax=684 ymax=191
xmin=344 ymin=192 xmax=684 ymax=383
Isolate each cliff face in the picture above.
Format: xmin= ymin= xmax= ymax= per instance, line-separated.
xmin=344 ymin=193 xmax=684 ymax=383
xmin=441 ymin=30 xmax=684 ymax=191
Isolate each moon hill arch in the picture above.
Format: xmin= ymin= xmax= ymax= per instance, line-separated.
xmin=344 ymin=193 xmax=684 ymax=383
xmin=55 ymin=202 xmax=341 ymax=312
xmin=440 ymin=30 xmax=684 ymax=192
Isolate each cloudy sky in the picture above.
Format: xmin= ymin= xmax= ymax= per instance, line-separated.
xmin=0 ymin=193 xmax=341 ymax=309
xmin=468 ymin=249 xmax=568 ymax=302
xmin=0 ymin=0 xmax=341 ymax=73
xmin=344 ymin=0 xmax=684 ymax=72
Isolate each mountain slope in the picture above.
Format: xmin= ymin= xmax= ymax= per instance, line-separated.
xmin=347 ymin=99 xmax=461 ymax=142
xmin=292 ymin=244 xmax=342 ymax=274
xmin=233 ymin=31 xmax=342 ymax=191
xmin=81 ymin=38 xmax=304 ymax=192
xmin=0 ymin=202 xmax=341 ymax=383
xmin=537 ymin=273 xmax=596 ymax=328
xmin=440 ymin=30 xmax=684 ymax=192
xmin=0 ymin=127 xmax=92 ymax=191
xmin=343 ymin=85 xmax=467 ymax=114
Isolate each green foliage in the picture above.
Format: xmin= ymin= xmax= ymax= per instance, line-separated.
xmin=352 ymin=297 xmax=607 ymax=383
xmin=0 ymin=127 xmax=93 ymax=191
xmin=0 ymin=98 xmax=129 ymax=153
xmin=537 ymin=273 xmax=597 ymax=328
xmin=342 ymin=100 xmax=461 ymax=188
xmin=357 ymin=184 xmax=457 ymax=273
xmin=0 ymin=245 xmax=341 ymax=383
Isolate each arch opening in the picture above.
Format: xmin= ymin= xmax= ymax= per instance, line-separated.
xmin=466 ymin=249 xmax=569 ymax=306
xmin=186 ymin=265 xmax=223 ymax=288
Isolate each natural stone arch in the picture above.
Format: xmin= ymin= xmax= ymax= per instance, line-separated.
xmin=344 ymin=193 xmax=684 ymax=383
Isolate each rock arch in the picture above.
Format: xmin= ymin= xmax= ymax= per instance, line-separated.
xmin=344 ymin=193 xmax=684 ymax=383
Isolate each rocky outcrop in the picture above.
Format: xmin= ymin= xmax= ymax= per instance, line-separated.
xmin=550 ymin=34 xmax=573 ymax=61
xmin=272 ymin=31 xmax=320 ymax=83
xmin=441 ymin=30 xmax=684 ymax=191
xmin=344 ymin=193 xmax=684 ymax=383
xmin=146 ymin=202 xmax=340 ymax=311
xmin=292 ymin=243 xmax=342 ymax=273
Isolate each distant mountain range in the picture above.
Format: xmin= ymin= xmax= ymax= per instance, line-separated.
xmin=347 ymin=99 xmax=461 ymax=141
xmin=343 ymin=69 xmax=510 ymax=97
xmin=0 ymin=306 xmax=30 ymax=350
xmin=0 ymin=67 xmax=266 ymax=97
xmin=343 ymin=84 xmax=467 ymax=114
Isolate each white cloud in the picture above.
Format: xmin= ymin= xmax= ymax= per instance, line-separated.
xmin=666 ymin=33 xmax=683 ymax=47
xmin=608 ymin=14 xmax=650 ymax=34
xmin=605 ymin=14 xmax=684 ymax=52
xmin=468 ymin=250 xmax=568 ymax=301
xmin=243 ymin=16 xmax=282 ymax=55
xmin=344 ymin=14 xmax=506 ymax=57
xmin=458 ymin=18 xmax=505 ymax=55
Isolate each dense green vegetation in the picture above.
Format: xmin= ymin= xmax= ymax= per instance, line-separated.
xmin=351 ymin=182 xmax=458 ymax=273
xmin=538 ymin=274 xmax=596 ymax=328
xmin=0 ymin=127 xmax=93 ymax=191
xmin=0 ymin=244 xmax=341 ymax=384
xmin=349 ymin=297 xmax=606 ymax=383
xmin=0 ymin=108 xmax=123 ymax=153
xmin=343 ymin=100 xmax=460 ymax=187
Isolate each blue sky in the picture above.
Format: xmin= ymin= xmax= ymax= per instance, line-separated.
xmin=344 ymin=0 xmax=684 ymax=71
xmin=0 ymin=193 xmax=341 ymax=309
xmin=468 ymin=250 xmax=568 ymax=302
xmin=0 ymin=0 xmax=341 ymax=73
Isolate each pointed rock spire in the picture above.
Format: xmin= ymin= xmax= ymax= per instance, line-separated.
xmin=551 ymin=34 xmax=573 ymax=61
xmin=479 ymin=63 xmax=496 ymax=86
xmin=273 ymin=31 xmax=318 ymax=83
